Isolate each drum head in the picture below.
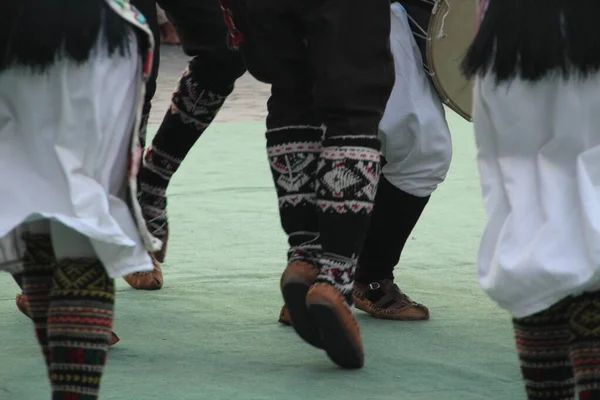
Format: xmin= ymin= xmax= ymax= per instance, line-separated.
xmin=426 ymin=0 xmax=476 ymax=122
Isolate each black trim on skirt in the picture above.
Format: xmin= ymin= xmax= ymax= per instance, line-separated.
xmin=462 ymin=0 xmax=600 ymax=83
xmin=0 ymin=0 xmax=143 ymax=73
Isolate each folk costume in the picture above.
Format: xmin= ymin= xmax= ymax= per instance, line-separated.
xmin=11 ymin=0 xmax=250 ymax=343
xmin=132 ymin=1 xmax=448 ymax=330
xmin=0 ymin=0 xmax=156 ymax=397
xmin=463 ymin=0 xmax=600 ymax=398
xmin=222 ymin=0 xmax=396 ymax=369
xmin=279 ymin=0 xmax=452 ymax=324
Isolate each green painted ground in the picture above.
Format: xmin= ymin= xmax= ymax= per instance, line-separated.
xmin=0 ymin=115 xmax=525 ymax=399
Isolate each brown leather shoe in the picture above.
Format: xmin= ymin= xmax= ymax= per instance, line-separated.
xmin=123 ymin=254 xmax=163 ymax=290
xmin=16 ymin=293 xmax=32 ymax=318
xmin=353 ymin=280 xmax=429 ymax=320
xmin=280 ymin=261 xmax=320 ymax=348
xmin=278 ymin=304 xmax=291 ymax=326
xmin=279 ymin=281 xmax=429 ymax=325
xmin=306 ymin=283 xmax=364 ymax=369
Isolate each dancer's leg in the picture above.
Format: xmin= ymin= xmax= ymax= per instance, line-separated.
xmin=47 ymin=222 xmax=115 ymax=400
xmin=354 ymin=3 xmax=450 ymax=321
xmin=302 ymin=0 xmax=394 ymax=369
xmin=567 ymin=292 xmax=600 ymax=399
xmin=136 ymin=0 xmax=246 ymax=264
xmin=513 ymin=300 xmax=575 ymax=400
xmin=235 ymin=3 xmax=324 ymax=346
xmin=21 ymin=232 xmax=55 ymax=367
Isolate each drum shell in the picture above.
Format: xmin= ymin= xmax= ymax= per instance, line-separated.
xmin=391 ymin=0 xmax=474 ymax=122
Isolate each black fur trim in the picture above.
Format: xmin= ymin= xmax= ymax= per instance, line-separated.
xmin=0 ymin=0 xmax=134 ymax=73
xmin=462 ymin=0 xmax=600 ymax=83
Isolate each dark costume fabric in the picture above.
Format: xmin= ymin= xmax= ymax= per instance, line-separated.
xmin=136 ymin=0 xmax=247 ymax=249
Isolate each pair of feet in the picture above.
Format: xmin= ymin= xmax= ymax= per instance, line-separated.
xmin=15 ymin=228 xmax=428 ymax=355
xmin=279 ymin=259 xmax=430 ymax=369
xmin=16 ymin=265 xmax=428 ymax=355
xmin=280 ymin=260 xmax=365 ymax=369
xmin=279 ymin=278 xmax=430 ymax=325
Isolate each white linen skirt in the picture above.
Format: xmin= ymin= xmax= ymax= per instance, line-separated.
xmin=474 ymin=72 xmax=600 ymax=318
xmin=0 ymin=35 xmax=154 ymax=278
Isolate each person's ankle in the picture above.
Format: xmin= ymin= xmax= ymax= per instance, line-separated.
xmin=316 ymin=254 xmax=356 ymax=306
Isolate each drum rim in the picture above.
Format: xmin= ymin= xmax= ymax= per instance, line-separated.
xmin=425 ymin=0 xmax=473 ymax=123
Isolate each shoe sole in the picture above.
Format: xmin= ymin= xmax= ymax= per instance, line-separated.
xmin=280 ymin=262 xmax=321 ymax=348
xmin=307 ymin=283 xmax=364 ymax=369
xmin=16 ymin=294 xmax=32 ymax=319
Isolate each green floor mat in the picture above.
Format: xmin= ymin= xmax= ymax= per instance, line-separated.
xmin=0 ymin=115 xmax=525 ymax=400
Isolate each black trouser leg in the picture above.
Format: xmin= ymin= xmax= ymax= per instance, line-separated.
xmin=235 ymin=0 xmax=394 ymax=298
xmin=131 ymin=0 xmax=161 ymax=149
xmin=356 ymin=174 xmax=430 ymax=283
xmin=138 ymin=0 xmax=247 ymax=240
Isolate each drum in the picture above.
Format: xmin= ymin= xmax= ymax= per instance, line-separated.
xmin=397 ymin=0 xmax=476 ymax=122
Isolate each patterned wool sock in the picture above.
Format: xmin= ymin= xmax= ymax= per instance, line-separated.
xmin=315 ymin=254 xmax=357 ymax=306
xmin=48 ymin=258 xmax=115 ymax=400
xmin=287 ymin=240 xmax=322 ymax=266
xmin=315 ymin=134 xmax=381 ymax=305
xmin=138 ymin=105 xmax=151 ymax=151
xmin=21 ymin=234 xmax=56 ymax=366
xmin=512 ymin=301 xmax=575 ymax=400
xmin=137 ymin=65 xmax=233 ymax=237
xmin=567 ymin=292 xmax=600 ymax=399
xmin=266 ymin=125 xmax=324 ymax=263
